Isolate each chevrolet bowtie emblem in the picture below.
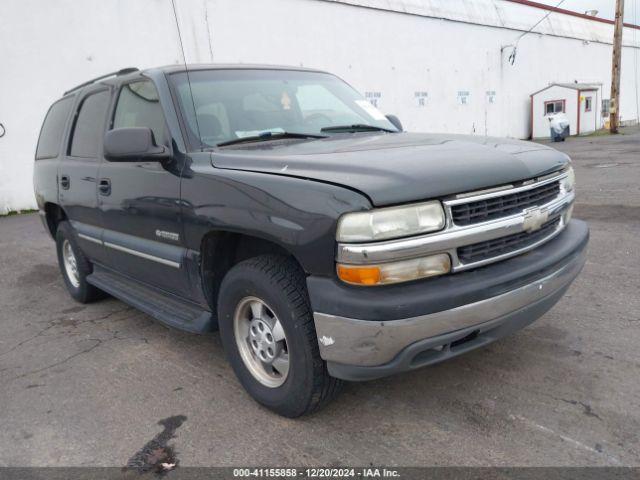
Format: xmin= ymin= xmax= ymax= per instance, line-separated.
xmin=522 ymin=207 xmax=549 ymax=232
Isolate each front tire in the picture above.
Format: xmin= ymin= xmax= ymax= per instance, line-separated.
xmin=55 ymin=221 xmax=104 ymax=303
xmin=217 ymin=255 xmax=342 ymax=417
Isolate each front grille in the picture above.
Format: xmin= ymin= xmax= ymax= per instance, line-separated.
xmin=451 ymin=180 xmax=560 ymax=226
xmin=457 ymin=217 xmax=561 ymax=264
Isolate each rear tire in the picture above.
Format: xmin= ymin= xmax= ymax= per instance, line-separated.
xmin=55 ymin=221 xmax=104 ymax=303
xmin=217 ymin=254 xmax=342 ymax=417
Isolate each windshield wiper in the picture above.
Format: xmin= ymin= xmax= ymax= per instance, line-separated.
xmin=216 ymin=131 xmax=326 ymax=147
xmin=320 ymin=124 xmax=396 ymax=133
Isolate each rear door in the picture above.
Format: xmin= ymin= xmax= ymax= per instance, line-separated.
xmin=58 ymin=87 xmax=112 ymax=264
xmin=97 ymin=79 xmax=191 ymax=297
xmin=34 ymin=96 xmax=75 ymax=225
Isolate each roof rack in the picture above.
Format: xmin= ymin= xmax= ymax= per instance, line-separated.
xmin=63 ymin=67 xmax=140 ymax=95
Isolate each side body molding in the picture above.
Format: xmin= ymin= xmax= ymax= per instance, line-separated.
xmin=71 ymin=220 xmax=185 ymax=269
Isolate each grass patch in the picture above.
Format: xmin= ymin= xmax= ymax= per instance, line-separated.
xmin=585 ymin=128 xmax=611 ymax=137
xmin=586 ymin=125 xmax=640 ymax=137
xmin=1 ymin=209 xmax=38 ymax=217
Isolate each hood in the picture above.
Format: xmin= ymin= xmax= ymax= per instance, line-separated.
xmin=210 ymin=132 xmax=569 ymax=206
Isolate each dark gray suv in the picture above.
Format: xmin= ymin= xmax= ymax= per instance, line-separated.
xmin=33 ymin=65 xmax=588 ymax=416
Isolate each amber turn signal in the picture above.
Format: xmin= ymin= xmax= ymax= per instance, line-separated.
xmin=337 ymin=254 xmax=451 ymax=286
xmin=337 ymin=265 xmax=382 ymax=286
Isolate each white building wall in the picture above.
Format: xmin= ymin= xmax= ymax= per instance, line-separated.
xmin=1 ymin=0 xmax=639 ymax=213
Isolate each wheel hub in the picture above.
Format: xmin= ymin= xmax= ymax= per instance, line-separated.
xmin=249 ymin=318 xmax=280 ymax=363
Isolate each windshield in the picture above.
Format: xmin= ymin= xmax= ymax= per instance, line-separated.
xmin=168 ymin=69 xmax=398 ymax=148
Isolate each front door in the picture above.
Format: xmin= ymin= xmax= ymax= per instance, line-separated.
xmin=58 ymin=87 xmax=112 ymax=264
xmin=97 ymin=79 xmax=191 ymax=297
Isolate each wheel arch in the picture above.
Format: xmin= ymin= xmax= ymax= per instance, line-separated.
xmin=43 ymin=202 xmax=68 ymax=238
xmin=199 ymin=230 xmax=307 ymax=313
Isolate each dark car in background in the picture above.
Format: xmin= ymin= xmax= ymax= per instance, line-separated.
xmin=33 ymin=65 xmax=588 ymax=417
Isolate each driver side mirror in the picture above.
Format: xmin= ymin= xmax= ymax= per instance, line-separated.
xmin=386 ymin=114 xmax=403 ymax=132
xmin=104 ymin=127 xmax=169 ymax=162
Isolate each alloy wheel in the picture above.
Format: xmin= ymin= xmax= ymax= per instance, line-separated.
xmin=233 ymin=296 xmax=289 ymax=388
xmin=62 ymin=239 xmax=80 ymax=288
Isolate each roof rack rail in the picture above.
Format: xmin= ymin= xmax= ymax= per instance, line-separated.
xmin=63 ymin=67 xmax=140 ymax=95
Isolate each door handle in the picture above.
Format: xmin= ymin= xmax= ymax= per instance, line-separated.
xmin=60 ymin=175 xmax=70 ymax=190
xmin=98 ymin=178 xmax=111 ymax=196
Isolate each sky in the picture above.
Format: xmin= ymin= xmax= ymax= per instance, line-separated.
xmin=535 ymin=0 xmax=638 ymax=23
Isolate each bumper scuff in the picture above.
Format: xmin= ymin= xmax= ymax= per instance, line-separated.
xmin=311 ymin=219 xmax=589 ymax=380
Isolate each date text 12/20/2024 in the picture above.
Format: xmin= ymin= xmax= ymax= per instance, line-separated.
xmin=233 ymin=468 xmax=400 ymax=478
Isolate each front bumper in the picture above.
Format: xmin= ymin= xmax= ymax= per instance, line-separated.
xmin=308 ymin=219 xmax=588 ymax=381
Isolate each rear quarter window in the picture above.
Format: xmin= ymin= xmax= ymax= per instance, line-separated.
xmin=35 ymin=97 xmax=74 ymax=160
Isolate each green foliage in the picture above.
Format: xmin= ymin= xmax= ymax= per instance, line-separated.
xmin=1 ymin=209 xmax=38 ymax=217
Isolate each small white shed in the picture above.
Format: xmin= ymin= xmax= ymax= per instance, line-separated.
xmin=530 ymin=83 xmax=602 ymax=139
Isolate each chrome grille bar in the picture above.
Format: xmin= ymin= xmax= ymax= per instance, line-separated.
xmin=451 ymin=181 xmax=560 ymax=225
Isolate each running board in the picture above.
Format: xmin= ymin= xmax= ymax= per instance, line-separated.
xmin=86 ymin=267 xmax=216 ymax=334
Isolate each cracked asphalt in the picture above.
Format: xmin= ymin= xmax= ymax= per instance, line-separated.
xmin=0 ymin=129 xmax=639 ymax=467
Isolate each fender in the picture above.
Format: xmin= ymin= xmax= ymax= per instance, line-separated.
xmin=180 ymin=153 xmax=371 ymax=277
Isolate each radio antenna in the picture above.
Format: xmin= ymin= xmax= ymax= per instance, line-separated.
xmin=170 ymin=0 xmax=202 ymax=147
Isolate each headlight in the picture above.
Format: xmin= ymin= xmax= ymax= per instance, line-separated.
xmin=337 ymin=253 xmax=451 ymax=286
xmin=561 ymin=166 xmax=575 ymax=192
xmin=337 ymin=201 xmax=445 ymax=242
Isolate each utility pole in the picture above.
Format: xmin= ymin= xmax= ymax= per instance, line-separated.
xmin=610 ymin=0 xmax=625 ymax=133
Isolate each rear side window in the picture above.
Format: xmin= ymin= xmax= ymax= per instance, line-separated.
xmin=70 ymin=90 xmax=111 ymax=158
xmin=113 ymin=81 xmax=167 ymax=144
xmin=36 ymin=97 xmax=73 ymax=160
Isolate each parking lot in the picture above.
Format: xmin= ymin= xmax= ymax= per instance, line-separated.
xmin=0 ymin=129 xmax=639 ymax=468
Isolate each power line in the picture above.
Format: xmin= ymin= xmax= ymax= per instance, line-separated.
xmin=170 ymin=0 xmax=202 ymax=145
xmin=515 ymin=0 xmax=568 ymax=43
xmin=503 ymin=0 xmax=568 ymax=65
